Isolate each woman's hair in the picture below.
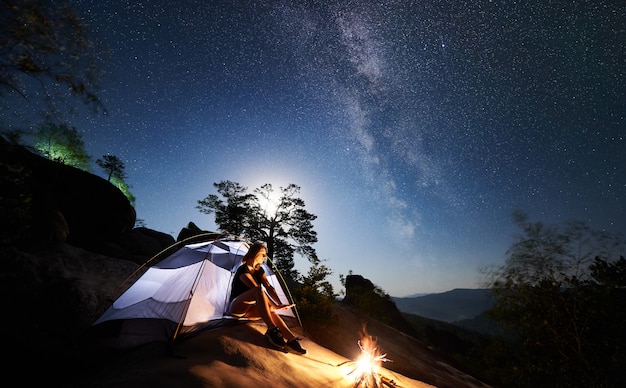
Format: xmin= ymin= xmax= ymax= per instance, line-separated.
xmin=242 ymin=241 xmax=266 ymax=263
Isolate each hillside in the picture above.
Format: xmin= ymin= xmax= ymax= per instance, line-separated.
xmin=392 ymin=289 xmax=494 ymax=323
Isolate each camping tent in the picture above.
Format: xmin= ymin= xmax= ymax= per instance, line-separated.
xmin=92 ymin=234 xmax=297 ymax=348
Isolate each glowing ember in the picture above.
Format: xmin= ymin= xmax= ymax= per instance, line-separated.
xmin=345 ymin=325 xmax=392 ymax=388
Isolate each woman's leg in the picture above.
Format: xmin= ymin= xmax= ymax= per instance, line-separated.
xmin=271 ymin=311 xmax=296 ymax=341
xmin=230 ymin=287 xmax=299 ymax=344
xmin=229 ymin=286 xmax=278 ymax=328
xmin=260 ymin=291 xmax=296 ymax=340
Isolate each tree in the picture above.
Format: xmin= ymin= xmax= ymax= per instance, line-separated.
xmin=251 ymin=183 xmax=318 ymax=281
xmin=197 ymin=181 xmax=318 ymax=284
xmin=196 ymin=180 xmax=258 ymax=237
xmin=0 ymin=0 xmax=105 ymax=119
xmin=34 ymin=122 xmax=91 ymax=170
xmin=96 ymin=154 xmax=134 ymax=205
xmin=292 ymin=259 xmax=337 ymax=322
xmin=484 ymin=211 xmax=626 ymax=387
xmin=96 ymin=155 xmax=135 ymax=206
xmin=96 ymin=154 xmax=126 ymax=182
xmin=197 ymin=180 xmax=334 ymax=323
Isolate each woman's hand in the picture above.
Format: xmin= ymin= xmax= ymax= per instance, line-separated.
xmin=277 ymin=303 xmax=295 ymax=310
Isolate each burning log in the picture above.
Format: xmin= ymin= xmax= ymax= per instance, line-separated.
xmin=344 ymin=324 xmax=394 ymax=388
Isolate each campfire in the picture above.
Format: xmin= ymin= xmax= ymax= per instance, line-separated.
xmin=343 ymin=325 xmax=395 ymax=388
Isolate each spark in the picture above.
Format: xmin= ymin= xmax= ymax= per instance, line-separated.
xmin=345 ymin=325 xmax=393 ymax=388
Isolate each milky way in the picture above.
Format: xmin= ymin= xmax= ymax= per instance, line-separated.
xmin=3 ymin=0 xmax=625 ymax=295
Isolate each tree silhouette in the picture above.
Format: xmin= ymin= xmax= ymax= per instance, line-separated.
xmin=484 ymin=211 xmax=626 ymax=387
xmin=196 ymin=180 xmax=258 ymax=237
xmin=197 ymin=181 xmax=318 ymax=284
xmin=96 ymin=154 xmax=126 ymax=182
xmin=251 ymin=183 xmax=318 ymax=281
xmin=0 ymin=0 xmax=105 ymax=118
xmin=96 ymin=154 xmax=135 ymax=206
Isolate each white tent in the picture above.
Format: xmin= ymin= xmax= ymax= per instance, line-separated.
xmin=92 ymin=234 xmax=296 ymax=348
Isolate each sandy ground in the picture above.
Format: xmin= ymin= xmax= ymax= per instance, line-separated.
xmin=69 ymin=320 xmax=431 ymax=388
xmin=65 ymin=304 xmax=491 ymax=388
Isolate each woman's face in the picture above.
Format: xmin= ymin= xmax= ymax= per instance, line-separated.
xmin=251 ymin=247 xmax=267 ymax=269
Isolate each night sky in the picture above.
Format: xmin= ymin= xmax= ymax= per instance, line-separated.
xmin=4 ymin=0 xmax=626 ymax=296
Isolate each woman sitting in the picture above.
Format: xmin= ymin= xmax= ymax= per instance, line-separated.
xmin=228 ymin=241 xmax=306 ymax=354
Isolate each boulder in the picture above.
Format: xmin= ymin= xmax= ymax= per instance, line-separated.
xmin=101 ymin=227 xmax=176 ymax=264
xmin=0 ymin=137 xmax=181 ymax=263
xmin=176 ymin=221 xmax=210 ymax=241
xmin=343 ymin=274 xmax=417 ymax=337
xmin=0 ymin=137 xmax=135 ymax=248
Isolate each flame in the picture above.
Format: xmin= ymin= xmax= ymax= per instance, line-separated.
xmin=346 ymin=324 xmax=392 ymax=388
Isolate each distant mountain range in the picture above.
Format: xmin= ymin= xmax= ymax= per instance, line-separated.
xmin=392 ymin=288 xmax=495 ymax=323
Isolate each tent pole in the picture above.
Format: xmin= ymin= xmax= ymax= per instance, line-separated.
xmin=266 ymin=256 xmax=303 ymax=329
xmin=170 ymin=253 xmax=210 ymax=345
